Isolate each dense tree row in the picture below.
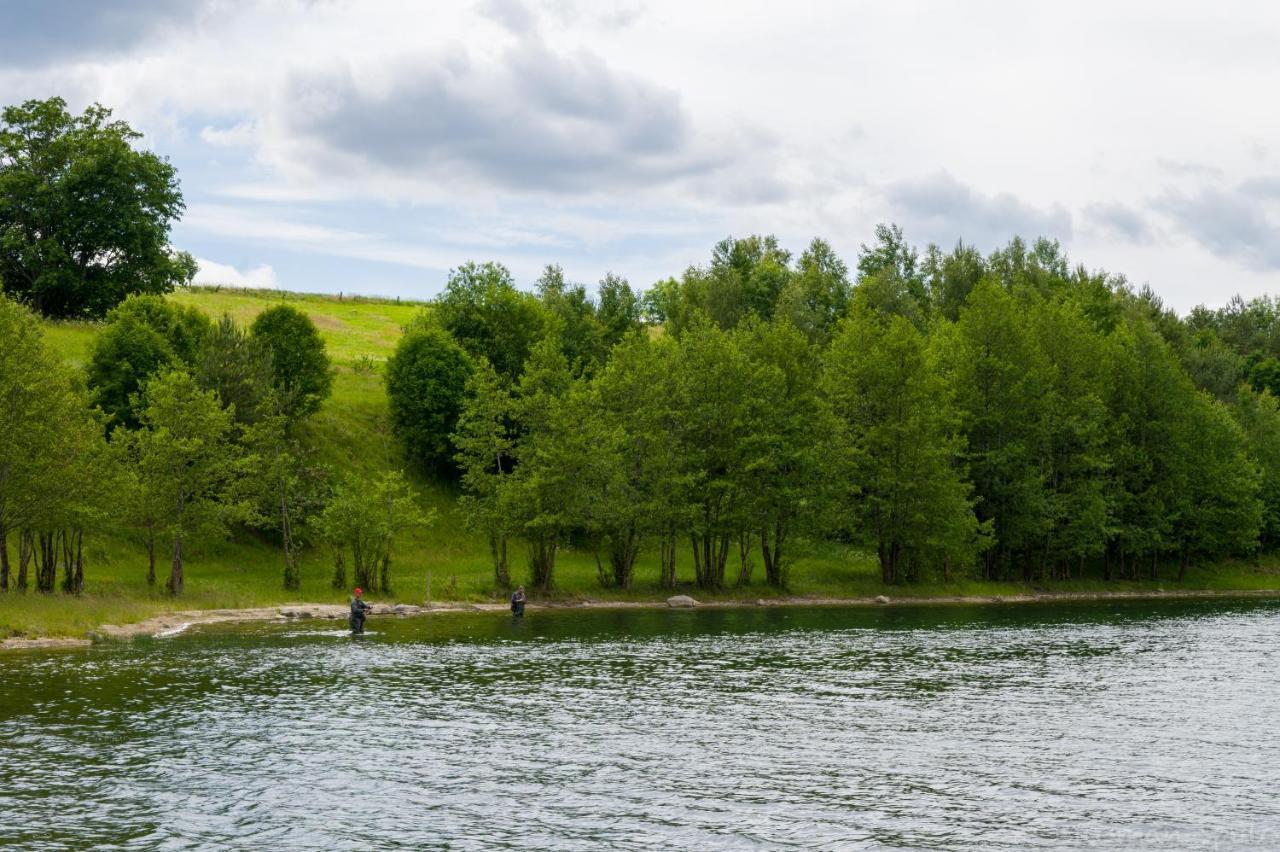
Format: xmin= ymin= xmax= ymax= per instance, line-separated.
xmin=380 ymin=229 xmax=1277 ymax=591
xmin=0 ymin=287 xmax=402 ymax=596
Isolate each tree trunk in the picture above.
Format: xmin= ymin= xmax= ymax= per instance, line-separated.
xmin=736 ymin=532 xmax=752 ymax=587
xmin=379 ymin=552 xmax=392 ymax=595
xmin=168 ymin=533 xmax=184 ymax=596
xmin=36 ymin=530 xmax=56 ymax=593
xmin=609 ymin=526 xmax=640 ymax=589
xmin=1178 ymin=549 xmax=1189 ymax=582
xmin=1150 ymin=551 xmax=1158 ymax=582
xmin=72 ymin=529 xmax=84 ymax=595
xmin=760 ymin=521 xmax=786 ymax=588
xmin=331 ymin=550 xmax=347 ymax=589
xmin=145 ymin=524 xmax=156 ymax=586
xmin=281 ymin=490 xmax=299 ymax=591
xmin=659 ymin=530 xmax=677 ymax=589
xmin=489 ymin=531 xmax=510 ymax=589
xmin=17 ymin=529 xmax=31 ymax=591
xmin=0 ymin=525 xmax=9 ymax=592
xmin=61 ymin=529 xmax=75 ymax=594
xmin=529 ymin=533 xmax=557 ymax=591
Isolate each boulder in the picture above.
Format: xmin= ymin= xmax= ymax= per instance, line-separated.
xmin=666 ymin=595 xmax=699 ymax=608
xmin=874 ymin=595 xmax=890 ymax=605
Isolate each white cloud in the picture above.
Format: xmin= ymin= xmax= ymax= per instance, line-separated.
xmin=4 ymin=0 xmax=1280 ymax=309
xmin=193 ymin=257 xmax=280 ymax=289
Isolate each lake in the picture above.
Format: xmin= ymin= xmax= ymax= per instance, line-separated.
xmin=2 ymin=599 xmax=1278 ymax=849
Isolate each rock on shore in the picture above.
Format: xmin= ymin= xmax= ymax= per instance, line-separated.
xmin=666 ymin=595 xmax=700 ymax=608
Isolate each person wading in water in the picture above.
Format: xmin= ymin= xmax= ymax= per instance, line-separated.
xmin=510 ymin=585 xmax=527 ymax=617
xmin=350 ymin=587 xmax=372 ymax=634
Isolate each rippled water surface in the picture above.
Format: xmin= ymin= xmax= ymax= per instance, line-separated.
xmin=2 ymin=599 xmax=1280 ymax=850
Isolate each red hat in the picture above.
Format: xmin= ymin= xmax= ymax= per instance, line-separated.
xmin=354 ymin=587 xmax=363 ymax=595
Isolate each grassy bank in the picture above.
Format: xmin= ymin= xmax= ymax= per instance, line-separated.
xmin=6 ymin=285 xmax=1280 ymax=640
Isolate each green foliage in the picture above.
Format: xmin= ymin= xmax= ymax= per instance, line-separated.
xmin=435 ymin=261 xmax=545 ymax=380
xmin=250 ymin=304 xmax=333 ymax=419
xmin=0 ymin=97 xmax=196 ymax=318
xmin=776 ymin=238 xmax=851 ymax=343
xmin=385 ymin=322 xmax=474 ymax=474
xmin=316 ymin=470 xmax=432 ymax=594
xmin=114 ymin=369 xmax=251 ymax=595
xmin=0 ymin=294 xmax=112 ymax=592
xmin=825 ymin=308 xmax=986 ymax=584
xmin=536 ymin=264 xmax=605 ymax=371
xmin=87 ymin=294 xmax=212 ymax=428
xmin=195 ymin=314 xmax=274 ymax=426
xmin=453 ymin=358 xmax=518 ymax=588
xmin=596 ymin=272 xmax=643 ymax=351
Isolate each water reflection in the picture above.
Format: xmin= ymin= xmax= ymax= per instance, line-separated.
xmin=1 ymin=598 xmax=1278 ymax=849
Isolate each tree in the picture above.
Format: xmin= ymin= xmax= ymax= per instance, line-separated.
xmin=505 ymin=336 xmax=579 ymax=590
xmin=0 ymin=294 xmax=111 ymax=592
xmin=317 ymin=470 xmax=431 ymax=594
xmin=435 ymin=261 xmax=545 ymax=380
xmin=245 ymin=414 xmax=328 ymax=590
xmin=87 ymin=294 xmax=212 ymax=428
xmin=776 ymin=238 xmax=851 ymax=343
xmin=1172 ymin=393 xmax=1261 ymax=577
xmin=673 ymin=319 xmax=769 ymax=589
xmin=738 ymin=318 xmax=838 ymax=586
xmin=250 ymin=304 xmax=333 ymax=420
xmin=856 ymin=223 xmax=928 ymax=321
xmin=825 ymin=308 xmax=986 ymax=583
xmin=1031 ymin=298 xmax=1112 ymax=580
xmin=1234 ymin=388 xmax=1280 ymax=552
xmin=453 ymin=358 xmax=518 ymax=588
xmin=0 ymin=97 xmax=196 ymax=318
xmin=195 ymin=313 xmax=274 ymax=427
xmin=536 ymin=264 xmax=605 ymax=372
xmin=590 ymin=333 xmax=687 ymax=588
xmin=385 ymin=322 xmax=474 ymax=474
xmin=939 ymin=280 xmax=1051 ymax=579
xmin=596 ymin=272 xmax=643 ymax=351
xmin=118 ymin=369 xmax=249 ymax=595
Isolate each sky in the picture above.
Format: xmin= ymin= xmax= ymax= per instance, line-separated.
xmin=2 ymin=0 xmax=1278 ymax=312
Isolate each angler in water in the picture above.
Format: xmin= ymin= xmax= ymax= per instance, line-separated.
xmin=350 ymin=587 xmax=372 ymax=634
xmin=510 ymin=585 xmax=526 ymax=617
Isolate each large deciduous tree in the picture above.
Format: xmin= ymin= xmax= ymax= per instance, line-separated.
xmin=826 ymin=308 xmax=987 ymax=584
xmin=386 ymin=320 xmax=474 ymax=474
xmin=87 ymin=294 xmax=212 ymax=429
xmin=0 ymin=97 xmax=196 ymax=318
xmin=117 ymin=370 xmax=250 ymax=595
xmin=435 ymin=261 xmax=545 ymax=381
xmin=250 ymin=304 xmax=333 ymax=420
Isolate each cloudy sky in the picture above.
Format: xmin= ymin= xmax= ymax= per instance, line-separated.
xmin=2 ymin=0 xmax=1277 ymax=310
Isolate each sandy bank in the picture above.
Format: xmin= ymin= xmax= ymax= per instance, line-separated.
xmin=4 ymin=587 xmax=1279 ymax=652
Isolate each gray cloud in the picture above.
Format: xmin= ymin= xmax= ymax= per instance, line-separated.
xmin=0 ymin=0 xmax=208 ymax=66
xmin=282 ymin=39 xmax=726 ymax=195
xmin=883 ymin=171 xmax=1073 ymax=249
xmin=1157 ymin=177 xmax=1280 ymax=270
xmin=1085 ymin=202 xmax=1154 ymax=245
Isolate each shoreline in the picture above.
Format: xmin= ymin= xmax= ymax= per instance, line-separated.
xmin=3 ymin=586 xmax=1279 ymax=653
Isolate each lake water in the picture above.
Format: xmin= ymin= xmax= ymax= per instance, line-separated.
xmin=2 ymin=599 xmax=1279 ymax=850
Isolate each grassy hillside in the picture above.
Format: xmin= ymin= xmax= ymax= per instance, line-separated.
xmin=4 ymin=285 xmax=1279 ymax=638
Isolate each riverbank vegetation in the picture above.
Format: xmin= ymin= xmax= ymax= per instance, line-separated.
xmin=3 ymin=97 xmax=1280 ymax=638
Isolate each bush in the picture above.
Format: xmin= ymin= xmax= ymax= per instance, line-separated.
xmin=87 ymin=294 xmax=211 ymax=428
xmin=249 ymin=304 xmax=333 ymax=419
xmin=386 ymin=324 xmax=474 ymax=473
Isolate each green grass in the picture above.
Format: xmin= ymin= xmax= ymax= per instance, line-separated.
xmin=6 ymin=285 xmax=1280 ymax=639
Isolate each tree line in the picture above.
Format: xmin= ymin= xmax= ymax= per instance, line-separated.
xmin=387 ymin=227 xmax=1278 ymax=592
xmin=3 ymin=96 xmax=1278 ymax=598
